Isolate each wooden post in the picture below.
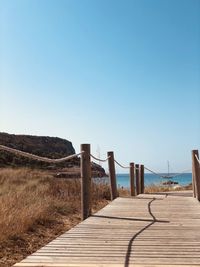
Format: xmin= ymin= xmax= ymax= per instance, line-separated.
xmin=140 ymin=164 xmax=144 ymax=194
xmin=192 ymin=160 xmax=196 ymax=198
xmin=81 ymin=144 xmax=91 ymax=220
xmin=130 ymin=162 xmax=135 ymax=196
xmin=192 ymin=150 xmax=200 ymax=201
xmin=107 ymin=151 xmax=118 ymax=200
xmin=135 ymin=164 xmax=140 ymax=195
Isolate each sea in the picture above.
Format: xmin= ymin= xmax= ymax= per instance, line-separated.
xmin=95 ymin=173 xmax=192 ymax=188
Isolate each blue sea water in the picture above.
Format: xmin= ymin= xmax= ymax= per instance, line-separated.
xmin=116 ymin=173 xmax=192 ymax=188
xmin=95 ymin=173 xmax=192 ymax=188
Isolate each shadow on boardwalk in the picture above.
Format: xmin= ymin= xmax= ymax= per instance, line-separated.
xmin=125 ymin=198 xmax=158 ymax=267
xmin=93 ymin=197 xmax=170 ymax=267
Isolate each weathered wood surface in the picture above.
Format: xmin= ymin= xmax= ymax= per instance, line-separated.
xmin=14 ymin=190 xmax=200 ymax=267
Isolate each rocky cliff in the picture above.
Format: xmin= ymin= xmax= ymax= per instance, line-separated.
xmin=0 ymin=132 xmax=75 ymax=168
xmin=0 ymin=132 xmax=107 ymax=177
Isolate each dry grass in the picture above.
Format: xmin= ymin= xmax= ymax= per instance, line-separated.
xmin=118 ymin=183 xmax=192 ymax=197
xmin=0 ymin=168 xmax=110 ymax=266
xmin=144 ymin=183 xmax=192 ymax=193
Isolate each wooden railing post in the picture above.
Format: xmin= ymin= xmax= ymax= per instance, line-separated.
xmin=192 ymin=150 xmax=200 ymax=201
xmin=192 ymin=159 xmax=196 ymax=198
xmin=107 ymin=151 xmax=118 ymax=200
xmin=81 ymin=144 xmax=91 ymax=220
xmin=135 ymin=164 xmax=140 ymax=195
xmin=140 ymin=164 xmax=144 ymax=194
xmin=130 ymin=162 xmax=135 ymax=196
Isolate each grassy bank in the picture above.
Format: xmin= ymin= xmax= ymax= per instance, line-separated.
xmin=0 ymin=168 xmax=192 ymax=266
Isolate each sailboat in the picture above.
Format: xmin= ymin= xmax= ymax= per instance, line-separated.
xmin=161 ymin=161 xmax=179 ymax=186
xmin=162 ymin=161 xmax=174 ymax=179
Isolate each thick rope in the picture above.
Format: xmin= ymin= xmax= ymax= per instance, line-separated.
xmin=145 ymin=166 xmax=191 ymax=179
xmin=114 ymin=159 xmax=130 ymax=169
xmin=195 ymin=154 xmax=200 ymax=165
xmin=90 ymin=154 xmax=110 ymax=162
xmin=170 ymin=169 xmax=192 ymax=178
xmin=144 ymin=166 xmax=162 ymax=177
xmin=0 ymin=144 xmax=83 ymax=163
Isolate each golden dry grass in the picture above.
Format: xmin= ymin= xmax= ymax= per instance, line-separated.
xmin=144 ymin=183 xmax=192 ymax=193
xmin=118 ymin=183 xmax=192 ymax=196
xmin=0 ymin=167 xmax=111 ymax=266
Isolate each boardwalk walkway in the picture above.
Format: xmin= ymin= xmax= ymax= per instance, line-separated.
xmin=15 ymin=191 xmax=200 ymax=267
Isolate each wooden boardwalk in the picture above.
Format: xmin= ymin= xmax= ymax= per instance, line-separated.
xmin=15 ymin=191 xmax=200 ymax=267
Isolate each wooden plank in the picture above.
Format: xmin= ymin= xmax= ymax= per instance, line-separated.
xmin=14 ymin=190 xmax=200 ymax=267
xmin=14 ymin=264 xmax=200 ymax=267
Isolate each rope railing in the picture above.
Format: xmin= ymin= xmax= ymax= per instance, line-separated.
xmin=0 ymin=144 xmax=83 ymax=163
xmin=144 ymin=165 xmax=191 ymax=179
xmin=114 ymin=159 xmax=130 ymax=169
xmin=90 ymin=154 xmax=110 ymax=162
xmin=171 ymin=169 xmax=192 ymax=178
xmin=0 ymin=144 xmax=193 ymax=177
xmin=195 ymin=154 xmax=200 ymax=165
xmin=1 ymin=142 xmax=198 ymax=217
xmin=144 ymin=166 xmax=162 ymax=177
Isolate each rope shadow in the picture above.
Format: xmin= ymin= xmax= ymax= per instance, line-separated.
xmin=92 ymin=198 xmax=169 ymax=267
xmin=124 ymin=198 xmax=169 ymax=267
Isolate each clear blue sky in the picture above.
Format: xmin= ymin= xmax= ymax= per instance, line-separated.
xmin=0 ymin=0 xmax=199 ymax=173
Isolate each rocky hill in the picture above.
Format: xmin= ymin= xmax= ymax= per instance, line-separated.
xmin=0 ymin=132 xmax=107 ymax=177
